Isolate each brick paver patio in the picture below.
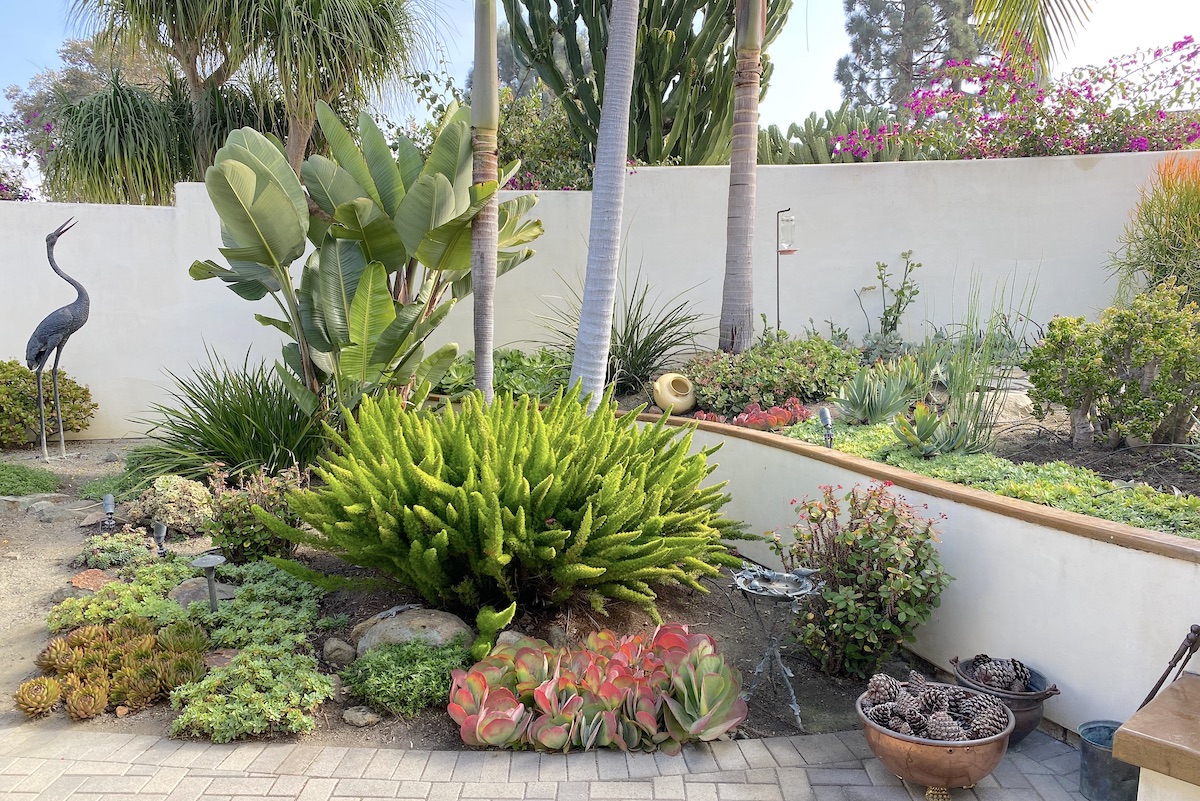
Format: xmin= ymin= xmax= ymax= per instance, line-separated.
xmin=0 ymin=722 xmax=1089 ymax=801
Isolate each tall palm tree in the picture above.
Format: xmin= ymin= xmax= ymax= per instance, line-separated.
xmin=472 ymin=0 xmax=501 ymax=401
xmin=718 ymin=0 xmax=766 ymax=354
xmin=243 ymin=0 xmax=434 ymax=171
xmin=69 ymin=0 xmax=251 ymax=168
xmin=567 ymin=0 xmax=639 ymax=410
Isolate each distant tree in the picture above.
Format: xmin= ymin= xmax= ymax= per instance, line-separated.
xmin=835 ymin=0 xmax=979 ymax=115
xmin=466 ymin=24 xmax=538 ymax=100
xmin=498 ymin=84 xmax=590 ymax=190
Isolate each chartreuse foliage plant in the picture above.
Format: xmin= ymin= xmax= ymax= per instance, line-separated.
xmin=341 ymin=639 xmax=471 ymax=717
xmin=0 ymin=463 xmax=58 ymax=496
xmin=447 ymin=624 xmax=746 ymax=753
xmin=773 ymin=482 xmax=952 ymax=678
xmin=47 ymin=559 xmax=199 ymax=632
xmin=260 ymin=386 xmax=742 ymax=620
xmin=0 ymin=360 xmax=97 ymax=449
xmin=788 ymin=420 xmax=1200 ymax=538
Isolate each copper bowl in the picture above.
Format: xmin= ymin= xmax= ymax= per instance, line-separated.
xmin=856 ymin=682 xmax=1015 ymax=788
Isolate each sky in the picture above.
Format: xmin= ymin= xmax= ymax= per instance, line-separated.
xmin=1 ymin=1 xmax=1198 ymax=131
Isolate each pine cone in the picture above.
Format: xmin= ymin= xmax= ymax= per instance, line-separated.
xmin=975 ymin=659 xmax=1018 ymax=690
xmin=907 ymin=671 xmax=929 ymax=691
xmin=887 ymin=716 xmax=913 ymax=736
xmin=926 ymin=711 xmax=969 ymax=741
xmin=866 ymin=703 xmax=895 ymax=726
xmin=1011 ymin=659 xmax=1032 ymax=689
xmin=970 ymin=702 xmax=1010 ymax=738
xmin=866 ymin=673 xmax=902 ymax=703
xmin=970 ymin=653 xmax=992 ymax=671
xmin=14 ymin=677 xmax=61 ymax=718
xmin=919 ymin=687 xmax=949 ymax=714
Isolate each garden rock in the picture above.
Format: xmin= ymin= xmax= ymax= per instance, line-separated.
xmin=168 ymin=577 xmax=236 ymax=608
xmin=1 ymin=493 xmax=71 ymax=513
xmin=78 ymin=512 xmax=107 ymax=527
xmin=348 ymin=603 xmax=423 ymax=644
xmin=343 ymin=706 xmax=381 ymax=727
xmin=323 ymin=638 xmax=356 ymax=668
xmin=70 ymin=569 xmax=114 ymax=591
xmin=992 ymin=390 xmax=1034 ymax=424
xmin=356 ymin=608 xmax=473 ymax=657
xmin=496 ymin=630 xmax=532 ymax=647
xmin=29 ymin=499 xmax=91 ymax=523
xmin=328 ymin=674 xmax=349 ymax=704
xmin=49 ymin=585 xmax=93 ymax=603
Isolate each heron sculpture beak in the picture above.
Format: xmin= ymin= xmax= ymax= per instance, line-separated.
xmin=47 ymin=218 xmax=77 ymax=241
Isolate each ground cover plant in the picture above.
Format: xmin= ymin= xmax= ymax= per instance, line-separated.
xmin=0 ymin=462 xmax=59 ymax=496
xmin=47 ymin=558 xmax=198 ymax=632
xmin=341 ymin=639 xmax=471 ymax=717
xmin=435 ymin=348 xmax=569 ymax=399
xmin=73 ymin=526 xmax=155 ymax=570
xmin=789 ymin=419 xmax=1200 ymax=537
xmin=447 ymin=623 xmax=746 ymax=753
xmin=0 ymin=360 xmax=97 ymax=449
xmin=261 ymin=386 xmax=743 ymax=621
xmin=772 ymin=482 xmax=952 ymax=678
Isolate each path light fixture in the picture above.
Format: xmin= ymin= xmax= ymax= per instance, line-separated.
xmin=152 ymin=521 xmax=168 ymax=558
xmin=100 ymin=494 xmax=117 ymax=533
xmin=819 ymin=406 xmax=834 ymax=448
xmin=190 ymin=553 xmax=227 ymax=613
xmin=776 ymin=209 xmax=797 ymax=332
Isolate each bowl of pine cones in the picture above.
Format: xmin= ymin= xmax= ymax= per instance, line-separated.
xmin=857 ymin=670 xmax=1015 ymax=795
xmin=952 ymin=655 xmax=1061 ymax=746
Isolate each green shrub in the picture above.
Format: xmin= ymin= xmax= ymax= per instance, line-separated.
xmin=204 ymin=468 xmax=302 ymax=563
xmin=340 ymin=639 xmax=470 ymax=716
xmin=134 ymin=352 xmax=326 ymax=481
xmin=0 ymin=463 xmax=58 ymax=496
xmin=1028 ymin=280 xmax=1200 ymax=446
xmin=74 ymin=526 xmax=154 ymax=570
xmin=262 ymin=387 xmax=742 ymax=620
xmin=788 ymin=420 xmax=1200 ymax=537
xmin=125 ymin=475 xmax=213 ymax=537
xmin=47 ymin=559 xmax=198 ymax=632
xmin=773 ymin=482 xmax=952 ymax=678
xmin=196 ymin=561 xmax=323 ymax=650
xmin=0 ymin=360 xmax=97 ymax=448
xmin=1111 ymin=154 xmax=1200 ymax=306
xmin=169 ymin=644 xmax=333 ymax=743
xmin=687 ymin=334 xmax=859 ymax=417
xmin=435 ymin=349 xmax=569 ymax=399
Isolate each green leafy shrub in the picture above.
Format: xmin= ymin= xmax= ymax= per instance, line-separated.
xmin=341 ymin=639 xmax=471 ymax=717
xmin=204 ymin=467 xmax=302 ymax=563
xmin=541 ymin=272 xmax=708 ymax=395
xmin=125 ymin=475 xmax=213 ymax=537
xmin=1025 ymin=280 xmax=1200 ymax=446
xmin=0 ymin=463 xmax=58 ymax=496
xmin=134 ymin=353 xmax=327 ymax=482
xmin=169 ymin=644 xmax=333 ymax=743
xmin=0 ymin=360 xmax=97 ymax=448
xmin=447 ymin=624 xmax=746 ymax=753
xmin=74 ymin=526 xmax=154 ymax=570
xmin=687 ymin=334 xmax=859 ymax=417
xmin=262 ymin=387 xmax=742 ymax=620
xmin=1111 ymin=154 xmax=1200 ymax=306
xmin=773 ymin=482 xmax=952 ymax=678
xmin=47 ymin=559 xmax=198 ymax=632
xmin=435 ymin=349 xmax=569 ymax=399
xmin=196 ymin=561 xmax=323 ymax=650
xmin=789 ymin=420 xmax=1200 ymax=537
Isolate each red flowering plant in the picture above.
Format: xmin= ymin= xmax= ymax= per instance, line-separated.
xmin=905 ymin=35 xmax=1200 ymax=159
xmin=770 ymin=482 xmax=952 ymax=678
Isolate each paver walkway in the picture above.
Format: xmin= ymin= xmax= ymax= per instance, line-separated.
xmin=0 ymin=723 xmax=1087 ymax=801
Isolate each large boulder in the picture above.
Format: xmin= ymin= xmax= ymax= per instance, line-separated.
xmin=355 ymin=608 xmax=473 ymax=657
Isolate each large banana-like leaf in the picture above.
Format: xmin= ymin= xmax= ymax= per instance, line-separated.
xmin=497 ymin=195 xmax=544 ymax=247
xmin=332 ymin=198 xmax=408 ymax=273
xmin=218 ymin=129 xmax=308 ymax=225
xmin=340 ymin=261 xmax=396 ymax=383
xmin=298 ymin=252 xmax=334 ymax=353
xmin=413 ymin=181 xmax=498 ymax=275
xmin=375 ymin=299 xmax=455 ymax=375
xmin=359 ymin=112 xmax=406 ymax=218
xmin=255 ymin=315 xmax=294 ymax=337
xmin=318 ymin=236 xmax=369 ymax=347
xmin=189 ymin=259 xmax=274 ymax=300
xmin=422 ymin=114 xmax=473 ymax=209
xmin=369 ymin=302 xmax=424 ymax=367
xmin=275 ymin=362 xmax=321 ymax=418
xmin=303 ymin=154 xmax=369 ymax=219
xmin=395 ymin=173 xmax=459 ymax=256
xmin=394 ymin=135 xmax=424 ymax=192
xmin=414 ymin=343 xmax=459 ymax=389
xmin=205 ymin=159 xmax=307 ymax=269
xmin=451 ymin=247 xmax=535 ymax=299
xmin=317 ymin=101 xmax=382 ymax=210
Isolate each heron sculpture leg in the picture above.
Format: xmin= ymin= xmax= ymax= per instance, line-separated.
xmin=51 ymin=345 xmax=67 ymax=459
xmin=34 ymin=364 xmax=48 ymax=461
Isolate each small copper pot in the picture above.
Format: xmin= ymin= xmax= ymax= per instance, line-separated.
xmin=856 ymin=682 xmax=1015 ymax=789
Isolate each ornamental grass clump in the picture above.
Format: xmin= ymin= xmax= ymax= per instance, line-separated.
xmin=260 ymin=387 xmax=742 ymax=620
xmin=773 ymin=482 xmax=952 ymax=678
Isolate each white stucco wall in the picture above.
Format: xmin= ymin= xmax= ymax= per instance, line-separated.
xmin=682 ymin=424 xmax=1200 ymax=735
xmin=0 ymin=151 xmax=1178 ymax=438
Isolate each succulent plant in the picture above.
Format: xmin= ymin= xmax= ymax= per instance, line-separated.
xmin=111 ymin=665 xmax=161 ymax=711
xmin=110 ymin=615 xmax=155 ymax=641
xmin=157 ymin=621 xmax=208 ymax=654
xmin=35 ymin=638 xmax=76 ymax=675
xmin=14 ymin=676 xmax=61 ymax=717
xmin=65 ymin=624 xmax=111 ymax=649
xmin=65 ymin=680 xmax=110 ymax=721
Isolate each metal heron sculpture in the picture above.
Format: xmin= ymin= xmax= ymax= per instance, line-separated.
xmin=25 ymin=218 xmax=88 ymax=460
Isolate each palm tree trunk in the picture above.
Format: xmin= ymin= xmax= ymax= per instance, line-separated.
xmin=718 ymin=48 xmax=762 ymax=353
xmin=568 ymin=0 xmax=639 ymax=411
xmin=471 ymin=0 xmax=501 ymax=401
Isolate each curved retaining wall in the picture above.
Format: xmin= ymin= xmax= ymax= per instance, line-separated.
xmin=648 ymin=415 xmax=1200 ymax=734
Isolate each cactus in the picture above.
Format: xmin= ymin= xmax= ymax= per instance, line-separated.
xmin=758 ymin=102 xmax=927 ymax=165
xmin=14 ymin=677 xmax=61 ymax=717
xmin=502 ymin=0 xmax=791 ymax=165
